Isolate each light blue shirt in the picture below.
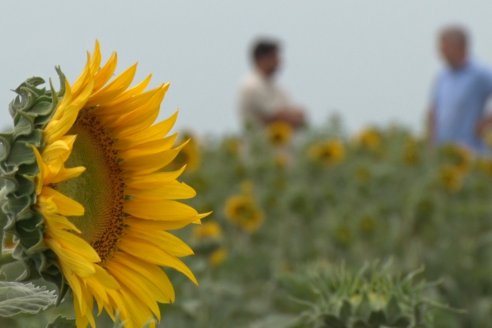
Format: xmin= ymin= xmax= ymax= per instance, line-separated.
xmin=432 ymin=60 xmax=492 ymax=152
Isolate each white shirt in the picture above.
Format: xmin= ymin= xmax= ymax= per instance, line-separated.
xmin=238 ymin=70 xmax=291 ymax=129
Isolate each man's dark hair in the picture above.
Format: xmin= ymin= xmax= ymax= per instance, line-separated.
xmin=251 ymin=39 xmax=280 ymax=63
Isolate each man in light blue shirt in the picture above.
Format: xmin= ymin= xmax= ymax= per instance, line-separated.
xmin=429 ymin=25 xmax=492 ymax=153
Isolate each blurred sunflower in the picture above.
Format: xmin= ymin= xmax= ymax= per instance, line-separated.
xmin=358 ymin=215 xmax=376 ymax=235
xmin=274 ymin=153 xmax=290 ymax=169
xmin=308 ymin=140 xmax=345 ymax=166
xmin=192 ymin=221 xmax=223 ymax=240
xmin=439 ymin=164 xmax=465 ymax=192
xmin=334 ymin=224 xmax=353 ymax=247
xmin=192 ymin=221 xmax=226 ymax=267
xmin=0 ymin=42 xmax=206 ymax=327
xmin=356 ymin=127 xmax=382 ymax=151
xmin=172 ymin=131 xmax=201 ymax=172
xmin=354 ymin=166 xmax=371 ymax=184
xmin=209 ymin=247 xmax=227 ymax=267
xmin=402 ymin=138 xmax=420 ymax=166
xmin=221 ymin=136 xmax=241 ymax=156
xmin=224 ymin=194 xmax=264 ymax=232
xmin=477 ymin=158 xmax=492 ymax=176
xmin=266 ymin=121 xmax=293 ymax=147
xmin=440 ymin=144 xmax=472 ymax=173
xmin=240 ymin=180 xmax=254 ymax=194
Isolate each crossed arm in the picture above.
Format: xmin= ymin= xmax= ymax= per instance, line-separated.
xmin=257 ymin=107 xmax=306 ymax=128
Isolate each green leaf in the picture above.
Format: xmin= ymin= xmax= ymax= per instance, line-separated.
xmin=392 ymin=317 xmax=411 ymax=328
xmin=414 ymin=303 xmax=425 ymax=325
xmin=353 ymin=320 xmax=369 ymax=328
xmin=46 ymin=316 xmax=75 ymax=328
xmin=339 ymin=301 xmax=352 ymax=323
xmin=251 ymin=314 xmax=297 ymax=328
xmin=386 ymin=296 xmax=401 ymax=322
xmin=368 ymin=310 xmax=387 ymax=326
xmin=0 ymin=281 xmax=56 ymax=317
xmin=322 ymin=314 xmax=346 ymax=328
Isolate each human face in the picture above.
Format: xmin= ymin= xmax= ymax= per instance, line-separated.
xmin=439 ymin=37 xmax=467 ymax=70
xmin=267 ymin=50 xmax=281 ymax=75
xmin=258 ymin=50 xmax=281 ymax=77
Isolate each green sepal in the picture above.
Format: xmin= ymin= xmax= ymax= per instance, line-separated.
xmin=0 ymin=69 xmax=68 ymax=298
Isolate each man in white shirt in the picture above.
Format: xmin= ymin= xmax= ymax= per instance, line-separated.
xmin=238 ymin=39 xmax=305 ymax=131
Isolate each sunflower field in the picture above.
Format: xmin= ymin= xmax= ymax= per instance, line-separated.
xmin=1 ymin=46 xmax=492 ymax=328
xmin=162 ymin=118 xmax=492 ymax=328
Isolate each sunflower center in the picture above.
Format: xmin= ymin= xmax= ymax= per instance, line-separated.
xmin=320 ymin=148 xmax=334 ymax=160
xmin=234 ymin=203 xmax=256 ymax=222
xmin=55 ymin=109 xmax=125 ymax=262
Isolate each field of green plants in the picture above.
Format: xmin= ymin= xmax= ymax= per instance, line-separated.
xmin=165 ymin=119 xmax=492 ymax=328
xmin=1 ymin=118 xmax=492 ymax=328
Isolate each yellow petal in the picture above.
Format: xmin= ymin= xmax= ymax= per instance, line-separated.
xmin=127 ymin=180 xmax=196 ymax=200
xmin=117 ymin=287 xmax=155 ymax=328
xmin=102 ymin=74 xmax=152 ymax=108
xmin=42 ymin=136 xmax=76 ymax=164
xmin=45 ymin=78 xmax=94 ymax=144
xmin=94 ymin=52 xmax=117 ymax=91
xmin=125 ymin=215 xmax=203 ymax=231
xmin=46 ymin=237 xmax=97 ymax=277
xmin=97 ymin=85 xmax=163 ymax=119
xmin=126 ymin=225 xmax=194 ymax=257
xmin=50 ymin=166 xmax=86 ymax=184
xmin=112 ymin=84 xmax=168 ymax=126
xmin=105 ymin=261 xmax=161 ymax=319
xmin=41 ymin=187 xmax=84 ymax=217
xmin=121 ymin=141 xmax=187 ymax=174
xmin=89 ymin=41 xmax=102 ymax=73
xmin=50 ymin=80 xmax=73 ymax=122
xmin=116 ymin=111 xmax=178 ymax=147
xmin=87 ymin=64 xmax=137 ymax=106
xmin=108 ymin=85 xmax=168 ymax=136
xmin=125 ymin=166 xmax=186 ymax=189
xmin=70 ymin=53 xmax=94 ymax=101
xmin=42 ymin=212 xmax=80 ymax=233
xmin=120 ymin=134 xmax=177 ymax=159
xmin=67 ymin=274 xmax=88 ymax=324
xmin=112 ymin=252 xmax=175 ymax=302
xmin=47 ymin=228 xmax=100 ymax=264
xmin=84 ymin=265 xmax=120 ymax=314
xmin=119 ymin=237 xmax=197 ymax=284
xmin=124 ymin=199 xmax=197 ymax=221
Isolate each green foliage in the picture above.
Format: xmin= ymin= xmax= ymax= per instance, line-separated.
xmin=46 ymin=317 xmax=76 ymax=328
xmin=0 ymin=117 xmax=490 ymax=327
xmin=277 ymin=262 xmax=435 ymax=328
xmin=166 ymin=121 xmax=492 ymax=327
xmin=0 ymin=71 xmax=70 ymax=298
xmin=0 ymin=281 xmax=56 ymax=317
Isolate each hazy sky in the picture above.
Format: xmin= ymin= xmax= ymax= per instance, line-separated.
xmin=1 ymin=1 xmax=492 ymax=135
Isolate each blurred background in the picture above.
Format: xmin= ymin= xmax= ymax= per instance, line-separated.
xmin=1 ymin=1 xmax=492 ymax=134
xmin=3 ymin=2 xmax=492 ymax=327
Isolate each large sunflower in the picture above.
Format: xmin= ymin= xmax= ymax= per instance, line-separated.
xmin=0 ymin=42 xmax=206 ymax=327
